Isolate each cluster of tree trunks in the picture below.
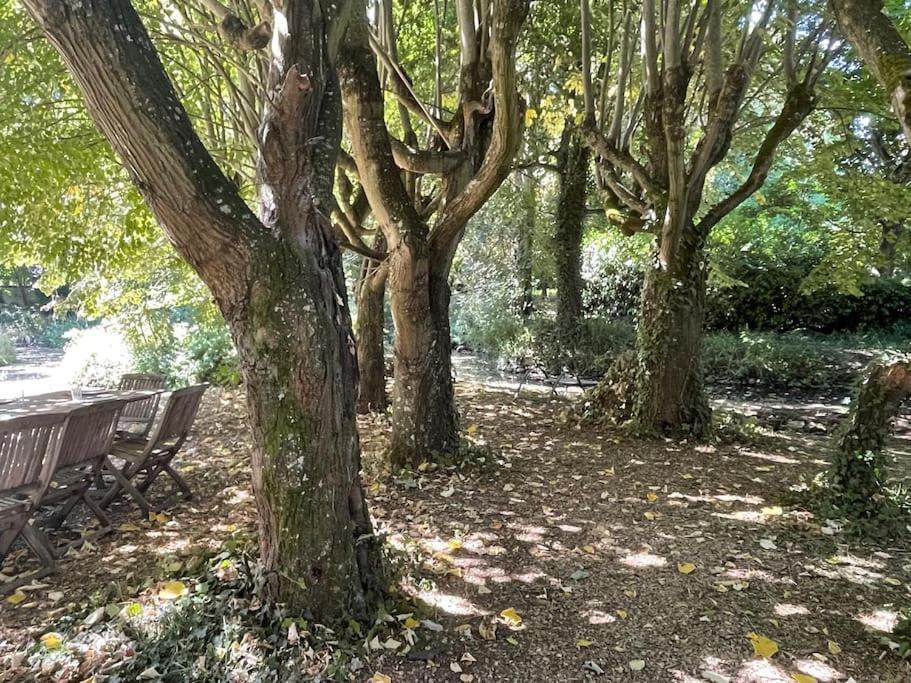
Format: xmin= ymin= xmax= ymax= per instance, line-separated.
xmin=23 ymin=0 xmax=382 ymax=622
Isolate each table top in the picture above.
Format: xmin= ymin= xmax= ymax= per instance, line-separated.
xmin=0 ymin=389 xmax=161 ymax=422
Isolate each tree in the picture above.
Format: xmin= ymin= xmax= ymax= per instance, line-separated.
xmin=553 ymin=122 xmax=590 ymax=333
xmin=830 ymin=0 xmax=911 ymax=141
xmin=579 ymin=0 xmax=833 ymax=435
xmin=337 ymin=0 xmax=529 ymax=466
xmin=22 ymin=0 xmax=381 ymax=621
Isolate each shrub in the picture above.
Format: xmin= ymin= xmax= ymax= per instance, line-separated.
xmin=0 ymin=334 xmax=15 ymax=366
xmin=702 ymin=331 xmax=852 ymax=391
xmin=59 ymin=325 xmax=135 ymax=388
xmin=0 ymin=308 xmax=93 ymax=348
xmin=530 ymin=317 xmax=635 ymax=376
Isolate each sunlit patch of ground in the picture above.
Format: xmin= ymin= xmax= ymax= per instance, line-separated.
xmin=1 ymin=382 xmax=910 ymax=682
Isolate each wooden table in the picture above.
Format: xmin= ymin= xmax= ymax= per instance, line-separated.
xmin=0 ymin=389 xmax=162 ymax=421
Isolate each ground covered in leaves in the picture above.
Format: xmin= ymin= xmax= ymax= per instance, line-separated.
xmin=1 ymin=382 xmax=910 ymax=682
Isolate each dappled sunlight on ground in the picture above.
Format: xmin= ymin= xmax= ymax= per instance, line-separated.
xmin=1 ymin=382 xmax=909 ymax=681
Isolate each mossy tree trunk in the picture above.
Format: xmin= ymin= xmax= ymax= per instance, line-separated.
xmin=553 ymin=124 xmax=589 ymax=334
xmin=827 ymin=356 xmax=911 ymax=512
xmin=25 ymin=0 xmax=383 ymax=622
xmin=631 ymin=224 xmax=712 ymax=436
xmin=514 ymin=175 xmax=536 ymax=317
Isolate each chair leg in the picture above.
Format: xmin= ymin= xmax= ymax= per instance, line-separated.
xmin=21 ymin=523 xmax=56 ymax=572
xmin=101 ymin=458 xmax=152 ymax=515
xmin=162 ymin=463 xmax=193 ymax=499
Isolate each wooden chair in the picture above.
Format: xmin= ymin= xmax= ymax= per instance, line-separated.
xmin=100 ymin=384 xmax=208 ymax=515
xmin=37 ymin=400 xmax=124 ymax=553
xmin=0 ymin=413 xmax=68 ymax=593
xmin=116 ymin=373 xmax=165 ymax=439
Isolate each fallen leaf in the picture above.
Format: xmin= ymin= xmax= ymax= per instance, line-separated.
xmin=791 ymin=674 xmax=816 ymax=683
xmin=582 ymin=545 xmax=596 ymax=555
xmin=644 ymin=511 xmax=656 ymax=520
xmin=678 ymin=563 xmax=697 ymax=575
xmin=40 ymin=632 xmax=63 ymax=649
xmin=576 ymin=638 xmax=594 ymax=649
xmin=84 ymin=606 xmax=105 ymax=627
xmin=466 ymin=423 xmax=479 ymax=435
xmin=748 ymin=632 xmax=779 ymax=658
xmin=616 ymin=609 xmax=628 ymax=619
xmin=6 ymin=590 xmax=27 ymax=605
xmin=629 ymin=659 xmax=646 ymax=671
xmin=646 ymin=492 xmax=658 ymax=502
xmin=499 ymin=607 xmax=522 ymax=627
xmin=158 ymin=580 xmax=188 ymax=600
xmin=148 ymin=511 xmax=168 ymax=524
xmin=759 ymin=538 xmax=777 ymax=550
xmin=370 ymin=674 xmax=392 ymax=683
xmin=403 ymin=616 xmax=420 ymax=630
xmin=827 ymin=640 xmax=841 ymax=655
xmin=448 ymin=538 xmax=463 ymax=551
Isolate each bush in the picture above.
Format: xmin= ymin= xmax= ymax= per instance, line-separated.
xmin=702 ymin=331 xmax=853 ymax=391
xmin=60 ymin=325 xmax=135 ymax=388
xmin=530 ymin=317 xmax=634 ymax=376
xmin=60 ymin=320 xmax=240 ymax=389
xmin=0 ymin=308 xmax=94 ymax=348
xmin=0 ymin=334 xmax=15 ymax=366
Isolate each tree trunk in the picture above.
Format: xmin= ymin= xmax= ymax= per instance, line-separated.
xmin=827 ymin=357 xmax=911 ymax=515
xmin=553 ymin=126 xmax=589 ymax=333
xmin=356 ymin=258 xmax=388 ymax=414
xmin=830 ymin=0 xmax=911 ymax=141
xmin=630 ymin=225 xmax=712 ymax=436
xmin=514 ymin=175 xmax=536 ymax=316
xmin=24 ymin=0 xmax=382 ymax=622
xmin=880 ymin=221 xmax=904 ymax=277
xmin=387 ymin=246 xmax=460 ymax=467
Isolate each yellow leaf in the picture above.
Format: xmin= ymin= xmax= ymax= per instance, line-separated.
xmin=148 ymin=511 xmax=168 ymax=524
xmin=748 ymin=632 xmax=779 ymax=658
xmin=499 ymin=607 xmax=522 ymax=627
xmin=6 ymin=590 xmax=27 ymax=605
xmin=448 ymin=538 xmax=463 ymax=551
xmin=616 ymin=609 xmax=628 ymax=619
xmin=466 ymin=423 xmax=479 ymax=435
xmin=678 ymin=563 xmax=696 ymax=575
xmin=644 ymin=511 xmax=656 ymax=521
xmin=404 ymin=617 xmax=420 ymax=629
xmin=524 ymin=108 xmax=538 ymax=127
xmin=646 ymin=492 xmax=658 ymax=502
xmin=575 ymin=638 xmax=593 ymax=649
xmin=582 ymin=545 xmax=596 ymax=555
xmin=791 ymin=675 xmax=816 ymax=683
xmin=762 ymin=506 xmax=783 ymax=516
xmin=827 ymin=640 xmax=842 ymax=655
xmin=158 ymin=580 xmax=188 ymax=600
xmin=40 ymin=632 xmax=62 ymax=649
xmin=370 ymin=674 xmax=392 ymax=683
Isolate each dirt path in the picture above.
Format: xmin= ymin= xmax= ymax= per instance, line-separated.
xmin=1 ymin=384 xmax=909 ymax=682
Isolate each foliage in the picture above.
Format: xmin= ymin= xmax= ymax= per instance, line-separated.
xmin=0 ymin=334 xmax=14 ymax=366
xmin=702 ymin=331 xmax=854 ymax=391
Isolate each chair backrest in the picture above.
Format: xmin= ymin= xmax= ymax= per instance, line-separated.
xmin=0 ymin=413 xmax=69 ymax=497
xmin=150 ymin=385 xmax=208 ymax=450
xmin=118 ymin=373 xmax=166 ymax=422
xmin=56 ymin=400 xmax=125 ymax=470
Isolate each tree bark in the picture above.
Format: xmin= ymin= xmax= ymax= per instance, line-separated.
xmin=553 ymin=125 xmax=589 ymax=333
xmin=631 ymin=227 xmax=712 ymax=436
xmin=24 ymin=0 xmax=382 ymax=622
xmin=355 ymin=252 xmax=388 ymax=414
xmin=827 ymin=356 xmax=911 ymax=515
xmin=386 ymin=249 xmax=460 ymax=467
xmin=830 ymin=0 xmax=911 ymax=141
